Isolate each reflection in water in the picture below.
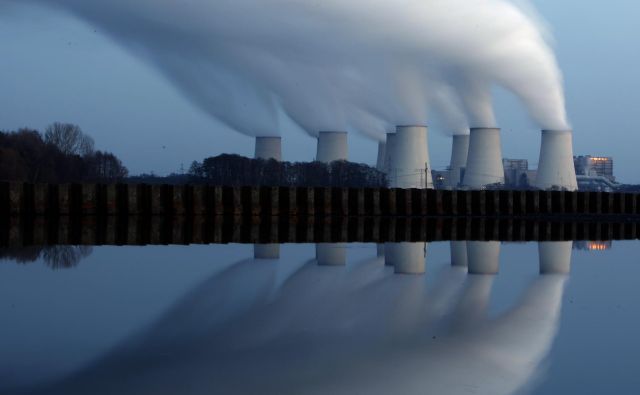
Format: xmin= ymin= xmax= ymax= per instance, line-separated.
xmin=0 ymin=246 xmax=93 ymax=269
xmin=19 ymin=242 xmax=572 ymax=395
xmin=316 ymin=243 xmax=347 ymax=266
xmin=450 ymin=241 xmax=468 ymax=267
xmin=467 ymin=241 xmax=501 ymax=274
xmin=573 ymin=240 xmax=613 ymax=251
xmin=387 ymin=243 xmax=427 ymax=274
xmin=254 ymin=244 xmax=281 ymax=260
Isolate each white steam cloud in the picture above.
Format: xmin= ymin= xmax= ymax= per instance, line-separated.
xmin=11 ymin=0 xmax=569 ymax=139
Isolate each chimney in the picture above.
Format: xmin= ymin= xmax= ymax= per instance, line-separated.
xmin=539 ymin=241 xmax=572 ymax=274
xmin=254 ymin=244 xmax=281 ymax=260
xmin=467 ymin=241 xmax=501 ymax=275
xmin=534 ymin=130 xmax=578 ymax=191
xmin=388 ymin=125 xmax=433 ymax=189
xmin=448 ymin=134 xmax=470 ymax=189
xmin=316 ymin=131 xmax=348 ymax=163
xmin=463 ymin=128 xmax=505 ymax=189
xmin=254 ymin=136 xmax=282 ymax=161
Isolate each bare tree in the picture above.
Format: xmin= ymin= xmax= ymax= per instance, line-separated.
xmin=44 ymin=122 xmax=95 ymax=156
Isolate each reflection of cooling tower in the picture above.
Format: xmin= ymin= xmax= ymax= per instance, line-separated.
xmin=316 ymin=244 xmax=347 ymax=266
xmin=463 ymin=128 xmax=505 ymax=189
xmin=376 ymin=142 xmax=386 ymax=171
xmin=254 ymin=137 xmax=282 ymax=161
xmin=316 ymin=131 xmax=348 ymax=163
xmin=448 ymin=134 xmax=470 ymax=188
xmin=376 ymin=244 xmax=385 ymax=257
xmin=450 ymin=241 xmax=468 ymax=267
xmin=467 ymin=241 xmax=501 ymax=275
xmin=254 ymin=244 xmax=281 ymax=260
xmin=534 ymin=130 xmax=578 ymax=191
xmin=388 ymin=126 xmax=432 ymax=189
xmin=385 ymin=243 xmax=426 ymax=274
xmin=539 ymin=242 xmax=572 ymax=274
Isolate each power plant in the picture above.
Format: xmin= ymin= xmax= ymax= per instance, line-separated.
xmin=254 ymin=136 xmax=282 ymax=161
xmin=534 ymin=130 xmax=578 ymax=191
xmin=387 ymin=126 xmax=433 ymax=189
xmin=316 ymin=131 xmax=348 ymax=163
xmin=376 ymin=141 xmax=387 ymax=171
xmin=448 ymin=134 xmax=470 ymax=189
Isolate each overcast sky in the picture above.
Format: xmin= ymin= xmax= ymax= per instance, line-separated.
xmin=1 ymin=1 xmax=638 ymax=181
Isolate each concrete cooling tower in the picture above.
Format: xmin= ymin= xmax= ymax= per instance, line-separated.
xmin=316 ymin=131 xmax=348 ymax=163
xmin=384 ymin=132 xmax=397 ymax=177
xmin=539 ymin=241 xmax=572 ymax=274
xmin=376 ymin=142 xmax=387 ymax=171
xmin=254 ymin=244 xmax=281 ymax=260
xmin=316 ymin=243 xmax=347 ymax=266
xmin=254 ymin=137 xmax=282 ymax=161
xmin=467 ymin=241 xmax=501 ymax=275
xmin=534 ymin=130 xmax=578 ymax=191
xmin=463 ymin=128 xmax=505 ymax=189
xmin=387 ymin=126 xmax=433 ymax=189
xmin=448 ymin=134 xmax=470 ymax=189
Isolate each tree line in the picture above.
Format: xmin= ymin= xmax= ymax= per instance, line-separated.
xmin=0 ymin=123 xmax=128 ymax=183
xmin=185 ymin=154 xmax=387 ymax=188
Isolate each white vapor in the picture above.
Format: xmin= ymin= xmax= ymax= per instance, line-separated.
xmin=9 ymin=0 xmax=569 ymax=140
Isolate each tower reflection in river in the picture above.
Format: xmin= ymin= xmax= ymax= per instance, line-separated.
xmin=31 ymin=242 xmax=571 ymax=395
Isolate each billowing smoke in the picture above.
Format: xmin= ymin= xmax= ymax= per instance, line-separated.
xmin=9 ymin=0 xmax=569 ymax=139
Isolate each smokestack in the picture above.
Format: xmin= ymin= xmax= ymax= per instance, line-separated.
xmin=254 ymin=136 xmax=282 ymax=161
xmin=467 ymin=241 xmax=501 ymax=275
xmin=385 ymin=243 xmax=427 ymax=274
xmin=450 ymin=241 xmax=468 ymax=267
xmin=388 ymin=126 xmax=432 ymax=189
xmin=463 ymin=128 xmax=505 ymax=189
xmin=534 ymin=130 xmax=578 ymax=191
xmin=448 ymin=134 xmax=470 ymax=189
xmin=316 ymin=243 xmax=347 ymax=266
xmin=539 ymin=242 xmax=572 ymax=274
xmin=254 ymin=244 xmax=281 ymax=260
xmin=316 ymin=131 xmax=348 ymax=163
xmin=376 ymin=141 xmax=387 ymax=171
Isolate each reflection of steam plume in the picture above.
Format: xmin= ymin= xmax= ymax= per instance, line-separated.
xmin=0 ymin=246 xmax=93 ymax=269
xmin=27 ymin=243 xmax=569 ymax=395
xmin=11 ymin=0 xmax=570 ymax=140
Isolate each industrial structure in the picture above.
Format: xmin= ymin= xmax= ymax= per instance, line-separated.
xmin=447 ymin=134 xmax=470 ymax=189
xmin=384 ymin=243 xmax=427 ymax=274
xmin=539 ymin=242 xmax=572 ymax=275
xmin=254 ymin=137 xmax=282 ymax=161
xmin=462 ymin=128 xmax=505 ymax=189
xmin=387 ymin=126 xmax=433 ymax=189
xmin=467 ymin=241 xmax=501 ymax=275
xmin=534 ymin=130 xmax=578 ymax=191
xmin=316 ymin=131 xmax=348 ymax=163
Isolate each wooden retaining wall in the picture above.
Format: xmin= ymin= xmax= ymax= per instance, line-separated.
xmin=2 ymin=182 xmax=639 ymax=217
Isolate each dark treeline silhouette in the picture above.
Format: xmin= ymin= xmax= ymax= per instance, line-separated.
xmin=0 ymin=246 xmax=93 ymax=269
xmin=184 ymin=154 xmax=387 ymax=187
xmin=0 ymin=123 xmax=128 ymax=183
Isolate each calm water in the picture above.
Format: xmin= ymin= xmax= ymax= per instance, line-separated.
xmin=1 ymin=241 xmax=639 ymax=394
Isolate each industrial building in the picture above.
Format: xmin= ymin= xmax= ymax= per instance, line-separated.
xmin=574 ymin=155 xmax=617 ymax=191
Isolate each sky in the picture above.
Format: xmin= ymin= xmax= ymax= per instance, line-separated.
xmin=0 ymin=1 xmax=638 ymax=181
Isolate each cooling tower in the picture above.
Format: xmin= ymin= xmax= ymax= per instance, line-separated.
xmin=254 ymin=244 xmax=281 ymax=260
xmin=467 ymin=241 xmax=501 ymax=275
xmin=450 ymin=241 xmax=468 ymax=267
xmin=316 ymin=131 xmax=348 ymax=163
xmin=316 ymin=243 xmax=347 ymax=266
xmin=376 ymin=142 xmax=387 ymax=171
xmin=254 ymin=137 xmax=282 ymax=161
xmin=386 ymin=243 xmax=427 ymax=275
xmin=534 ymin=130 xmax=578 ymax=191
xmin=463 ymin=128 xmax=505 ymax=189
xmin=448 ymin=134 xmax=470 ymax=189
xmin=384 ymin=133 xmax=397 ymax=184
xmin=388 ymin=126 xmax=432 ymax=189
xmin=539 ymin=241 xmax=572 ymax=274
